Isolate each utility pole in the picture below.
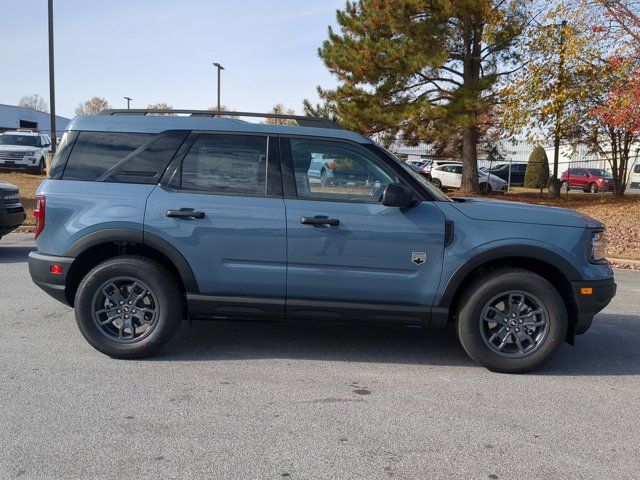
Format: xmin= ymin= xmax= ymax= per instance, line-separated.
xmin=212 ymin=62 xmax=225 ymax=111
xmin=47 ymin=0 xmax=57 ymax=152
xmin=124 ymin=97 xmax=132 ymax=109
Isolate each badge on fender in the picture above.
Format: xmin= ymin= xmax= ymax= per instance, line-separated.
xmin=411 ymin=252 xmax=426 ymax=265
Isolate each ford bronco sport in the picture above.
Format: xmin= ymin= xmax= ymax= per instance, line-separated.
xmin=28 ymin=109 xmax=616 ymax=373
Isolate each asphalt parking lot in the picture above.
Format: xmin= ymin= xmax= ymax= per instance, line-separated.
xmin=1 ymin=233 xmax=639 ymax=479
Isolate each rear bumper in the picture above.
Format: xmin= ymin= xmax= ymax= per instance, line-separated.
xmin=0 ymin=205 xmax=26 ymax=235
xmin=571 ymin=276 xmax=617 ymax=334
xmin=28 ymin=251 xmax=74 ymax=306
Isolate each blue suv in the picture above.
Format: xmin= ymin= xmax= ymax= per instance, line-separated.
xmin=28 ymin=109 xmax=616 ymax=373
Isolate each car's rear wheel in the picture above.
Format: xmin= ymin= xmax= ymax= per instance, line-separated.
xmin=589 ymin=183 xmax=598 ymax=193
xmin=431 ymin=178 xmax=443 ymax=189
xmin=561 ymin=181 xmax=569 ymax=192
xmin=456 ymin=268 xmax=567 ymax=373
xmin=74 ymin=256 xmax=183 ymax=359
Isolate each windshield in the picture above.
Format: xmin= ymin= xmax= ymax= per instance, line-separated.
xmin=587 ymin=168 xmax=612 ymax=177
xmin=0 ymin=135 xmax=39 ymax=147
xmin=373 ymin=145 xmax=452 ymax=202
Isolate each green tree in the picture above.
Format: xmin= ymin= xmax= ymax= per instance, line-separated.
xmin=524 ymin=146 xmax=550 ymax=189
xmin=315 ymin=0 xmax=528 ymax=193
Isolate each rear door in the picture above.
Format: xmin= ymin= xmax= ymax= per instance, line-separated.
xmin=281 ymin=137 xmax=446 ymax=324
xmin=144 ymin=133 xmax=287 ymax=319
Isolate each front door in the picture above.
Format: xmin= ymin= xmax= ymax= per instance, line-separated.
xmin=144 ymin=133 xmax=286 ymax=319
xmin=281 ymin=137 xmax=446 ymax=324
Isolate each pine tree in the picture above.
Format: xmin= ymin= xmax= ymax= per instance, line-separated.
xmin=524 ymin=146 xmax=550 ymax=189
xmin=316 ymin=0 xmax=527 ymax=193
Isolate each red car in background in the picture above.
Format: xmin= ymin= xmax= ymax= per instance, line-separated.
xmin=560 ymin=168 xmax=613 ymax=193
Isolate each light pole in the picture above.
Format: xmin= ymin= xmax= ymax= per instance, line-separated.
xmin=212 ymin=62 xmax=225 ymax=111
xmin=124 ymin=97 xmax=132 ymax=109
xmin=47 ymin=0 xmax=57 ymax=152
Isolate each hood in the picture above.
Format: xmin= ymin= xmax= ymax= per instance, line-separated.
xmin=451 ymin=197 xmax=603 ymax=228
xmin=0 ymin=145 xmax=39 ymax=152
xmin=0 ymin=181 xmax=19 ymax=194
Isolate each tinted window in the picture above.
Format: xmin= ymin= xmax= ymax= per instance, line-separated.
xmin=635 ymin=164 xmax=640 ymax=174
xmin=0 ymin=135 xmax=39 ymax=146
xmin=290 ymin=138 xmax=395 ymax=202
xmin=181 ymin=134 xmax=267 ymax=195
xmin=62 ymin=132 xmax=152 ymax=181
xmin=97 ymin=131 xmax=188 ymax=184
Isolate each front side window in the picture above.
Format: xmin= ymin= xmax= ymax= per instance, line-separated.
xmin=181 ymin=134 xmax=267 ymax=195
xmin=290 ymin=138 xmax=395 ymax=202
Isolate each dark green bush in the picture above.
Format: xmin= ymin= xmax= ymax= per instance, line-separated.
xmin=524 ymin=146 xmax=550 ymax=188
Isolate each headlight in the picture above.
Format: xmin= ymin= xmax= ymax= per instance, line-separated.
xmin=590 ymin=230 xmax=608 ymax=263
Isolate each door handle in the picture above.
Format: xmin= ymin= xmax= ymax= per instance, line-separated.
xmin=300 ymin=215 xmax=340 ymax=227
xmin=166 ymin=209 xmax=205 ymax=219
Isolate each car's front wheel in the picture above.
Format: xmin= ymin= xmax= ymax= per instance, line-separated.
xmin=456 ymin=268 xmax=567 ymax=373
xmin=561 ymin=181 xmax=569 ymax=192
xmin=74 ymin=256 xmax=183 ymax=359
xmin=589 ymin=183 xmax=598 ymax=194
xmin=479 ymin=182 xmax=492 ymax=193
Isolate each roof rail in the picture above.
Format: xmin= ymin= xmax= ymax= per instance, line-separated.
xmin=99 ymin=109 xmax=341 ymax=130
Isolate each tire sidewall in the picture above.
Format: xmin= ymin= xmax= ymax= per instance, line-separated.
xmin=457 ymin=272 xmax=567 ymax=373
xmin=75 ymin=257 xmax=182 ymax=358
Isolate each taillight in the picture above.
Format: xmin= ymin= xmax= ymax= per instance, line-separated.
xmin=34 ymin=195 xmax=45 ymax=239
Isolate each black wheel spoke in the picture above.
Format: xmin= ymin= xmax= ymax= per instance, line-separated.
xmin=92 ymin=277 xmax=158 ymax=344
xmin=480 ymin=290 xmax=549 ymax=359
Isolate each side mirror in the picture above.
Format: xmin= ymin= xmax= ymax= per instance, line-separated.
xmin=382 ymin=183 xmax=416 ymax=208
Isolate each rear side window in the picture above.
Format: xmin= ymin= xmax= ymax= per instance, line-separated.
xmin=62 ymin=131 xmax=186 ymax=183
xmin=63 ymin=132 xmax=152 ymax=181
xmin=634 ymin=164 xmax=640 ymax=174
xmin=180 ymin=134 xmax=267 ymax=195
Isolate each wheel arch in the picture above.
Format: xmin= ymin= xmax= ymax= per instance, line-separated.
xmin=440 ymin=246 xmax=580 ymax=343
xmin=64 ymin=228 xmax=198 ymax=306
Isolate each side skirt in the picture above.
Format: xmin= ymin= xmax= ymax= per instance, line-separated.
xmin=186 ymin=294 xmax=447 ymax=326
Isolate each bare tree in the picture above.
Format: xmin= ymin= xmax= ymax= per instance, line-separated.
xmin=146 ymin=102 xmax=175 ymax=115
xmin=75 ymin=97 xmax=111 ymax=116
xmin=18 ymin=94 xmax=49 ymax=112
xmin=263 ymin=103 xmax=296 ymax=125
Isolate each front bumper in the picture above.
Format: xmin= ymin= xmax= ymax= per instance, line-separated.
xmin=28 ymin=251 xmax=75 ymax=306
xmin=0 ymin=205 xmax=26 ymax=235
xmin=571 ymin=276 xmax=617 ymax=334
xmin=0 ymin=157 xmax=39 ymax=167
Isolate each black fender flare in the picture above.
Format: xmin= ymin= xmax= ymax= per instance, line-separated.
xmin=439 ymin=244 xmax=581 ymax=308
xmin=64 ymin=228 xmax=199 ymax=293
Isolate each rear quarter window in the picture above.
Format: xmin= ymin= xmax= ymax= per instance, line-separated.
xmin=62 ymin=131 xmax=187 ymax=183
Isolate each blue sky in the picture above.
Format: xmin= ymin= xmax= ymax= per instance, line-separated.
xmin=0 ymin=0 xmax=344 ymax=118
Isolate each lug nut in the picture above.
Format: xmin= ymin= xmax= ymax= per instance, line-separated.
xmin=120 ymin=301 xmax=124 ymax=305
xmin=515 ymin=327 xmax=520 ymax=332
xmin=518 ymin=319 xmax=523 ymax=324
xmin=117 ymin=310 xmax=121 ymax=314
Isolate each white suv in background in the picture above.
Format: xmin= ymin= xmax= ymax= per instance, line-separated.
xmin=0 ymin=130 xmax=51 ymax=174
xmin=430 ymin=163 xmax=508 ymax=193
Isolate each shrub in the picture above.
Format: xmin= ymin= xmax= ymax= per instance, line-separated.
xmin=525 ymin=146 xmax=550 ymax=188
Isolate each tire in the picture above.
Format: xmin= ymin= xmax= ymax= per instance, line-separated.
xmin=74 ymin=256 xmax=183 ymax=359
xmin=455 ymin=268 xmax=567 ymax=373
xmin=589 ymin=183 xmax=598 ymax=194
xmin=561 ymin=181 xmax=569 ymax=192
xmin=31 ymin=157 xmax=45 ymax=175
xmin=431 ymin=178 xmax=443 ymax=189
xmin=479 ymin=182 xmax=492 ymax=194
